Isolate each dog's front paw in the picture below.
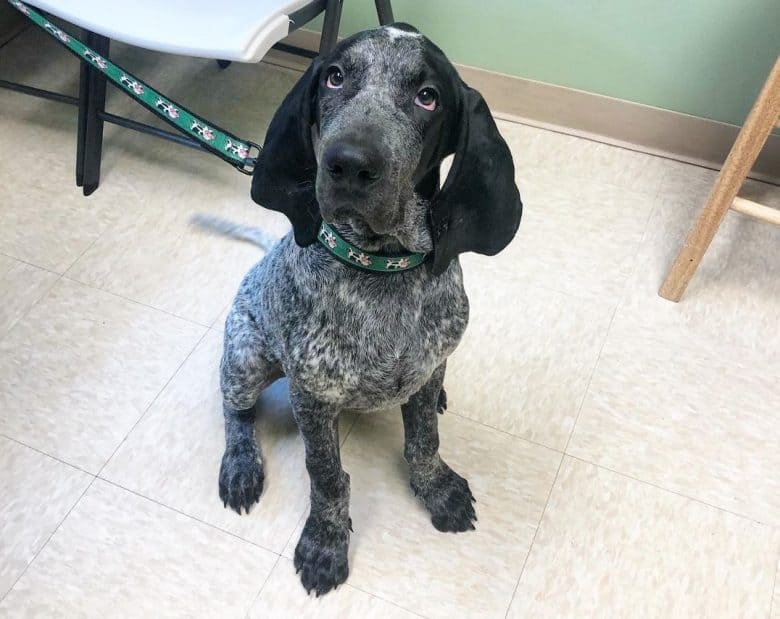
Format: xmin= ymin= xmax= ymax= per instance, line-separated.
xmin=412 ymin=462 xmax=477 ymax=533
xmin=294 ymin=515 xmax=349 ymax=596
xmin=219 ymin=440 xmax=264 ymax=515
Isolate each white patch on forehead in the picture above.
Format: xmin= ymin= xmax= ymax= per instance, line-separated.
xmin=384 ymin=26 xmax=423 ymax=40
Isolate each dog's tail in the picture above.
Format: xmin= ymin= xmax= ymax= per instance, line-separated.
xmin=190 ymin=213 xmax=279 ymax=251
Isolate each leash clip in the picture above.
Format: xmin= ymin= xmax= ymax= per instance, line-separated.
xmin=235 ymin=141 xmax=262 ymax=175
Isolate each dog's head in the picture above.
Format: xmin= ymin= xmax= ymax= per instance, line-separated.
xmin=251 ymin=24 xmax=521 ymax=274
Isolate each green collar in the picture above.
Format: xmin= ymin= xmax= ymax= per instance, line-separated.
xmin=317 ymin=222 xmax=427 ymax=273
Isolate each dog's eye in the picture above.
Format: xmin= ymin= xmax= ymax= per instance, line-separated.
xmin=326 ymin=67 xmax=344 ymax=89
xmin=414 ymin=87 xmax=438 ymax=111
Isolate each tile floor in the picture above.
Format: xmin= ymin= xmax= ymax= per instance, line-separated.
xmin=2 ymin=27 xmax=780 ymax=619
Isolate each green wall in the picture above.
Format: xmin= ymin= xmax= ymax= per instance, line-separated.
xmin=313 ymin=1 xmax=779 ymax=126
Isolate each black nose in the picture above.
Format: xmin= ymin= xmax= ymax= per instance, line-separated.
xmin=323 ymin=142 xmax=383 ymax=187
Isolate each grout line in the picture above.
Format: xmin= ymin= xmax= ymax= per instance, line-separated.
xmin=503 ymin=451 xmax=780 ymax=618
xmin=0 ymin=278 xmax=64 ymax=350
xmin=51 ymin=186 xmax=213 ymax=331
xmin=445 ymin=408 xmax=563 ymax=456
xmin=0 ymin=202 xmax=110 ymax=346
xmin=0 ymin=473 xmax=97 ymax=603
xmin=0 ymin=240 xmax=214 ymax=603
xmin=0 ymin=434 xmax=94 ymax=477
xmin=0 ymin=251 xmax=63 ymax=276
xmin=503 ymin=451 xmax=566 ymax=618
xmin=610 ymin=182 xmax=666 ymax=314
xmin=60 ymin=215 xmax=111 ymax=277
xmin=243 ymin=554 xmax=283 ymax=619
xmin=1 ymin=328 xmax=216 ymax=600
xmin=0 ymin=260 xmax=60 ymax=344
xmin=561 ymin=301 xmax=620 ymax=455
xmin=209 ymin=301 xmax=231 ymax=330
xmin=0 ymin=186 xmax=99 ymax=344
xmin=94 ymin=328 xmax=209 ymax=479
xmin=566 ymin=453 xmax=778 ymax=528
xmin=307 ymin=384 xmax=780 ymax=533
xmin=95 ymin=476 xmax=282 ymax=555
xmin=0 ymin=250 xmax=209 ymax=349
xmin=60 ymin=273 xmax=212 ymax=328
xmin=279 ymin=511 xmax=307 ymax=560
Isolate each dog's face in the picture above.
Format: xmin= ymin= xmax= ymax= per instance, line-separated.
xmin=252 ymin=24 xmax=522 ymax=274
xmin=312 ymin=26 xmax=454 ymax=247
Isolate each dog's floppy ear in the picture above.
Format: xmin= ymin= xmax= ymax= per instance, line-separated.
xmin=251 ymin=59 xmax=323 ymax=246
xmin=429 ymin=84 xmax=522 ymax=275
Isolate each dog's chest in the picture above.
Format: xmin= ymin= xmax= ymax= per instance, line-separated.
xmin=288 ymin=269 xmax=468 ymax=410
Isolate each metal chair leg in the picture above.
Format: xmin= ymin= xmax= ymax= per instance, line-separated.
xmin=75 ymin=35 xmax=89 ymax=188
xmin=319 ymin=0 xmax=343 ymax=54
xmin=375 ymin=0 xmax=394 ymax=25
xmin=78 ymin=32 xmax=109 ymax=196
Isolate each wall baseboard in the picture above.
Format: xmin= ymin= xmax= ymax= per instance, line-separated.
xmin=270 ymin=29 xmax=779 ymax=185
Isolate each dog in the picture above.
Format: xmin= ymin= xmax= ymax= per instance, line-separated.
xmin=218 ymin=23 xmax=522 ymax=596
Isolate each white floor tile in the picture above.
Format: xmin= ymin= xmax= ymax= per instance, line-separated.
xmin=509 ymin=458 xmax=780 ymax=618
xmin=0 ymin=438 xmax=91 ymax=597
xmin=0 ymin=480 xmax=277 ymax=618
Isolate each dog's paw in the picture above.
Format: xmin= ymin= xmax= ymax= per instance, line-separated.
xmin=412 ymin=463 xmax=477 ymax=533
xmin=218 ymin=440 xmax=264 ymax=515
xmin=293 ymin=515 xmax=350 ymax=596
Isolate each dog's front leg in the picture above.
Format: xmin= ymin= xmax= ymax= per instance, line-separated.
xmin=219 ymin=404 xmax=264 ymax=514
xmin=291 ymin=392 xmax=350 ymax=596
xmin=402 ymin=364 xmax=477 ymax=532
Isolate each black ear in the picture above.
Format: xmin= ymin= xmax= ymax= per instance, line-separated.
xmin=429 ymin=84 xmax=522 ymax=275
xmin=251 ymin=59 xmax=323 ymax=246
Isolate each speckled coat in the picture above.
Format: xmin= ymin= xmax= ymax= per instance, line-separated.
xmin=216 ymin=23 xmax=521 ymax=597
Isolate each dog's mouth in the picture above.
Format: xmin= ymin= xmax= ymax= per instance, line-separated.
xmin=323 ymin=207 xmax=392 ymax=240
xmin=317 ymin=183 xmax=401 ymax=234
xmin=321 ymin=203 xmax=418 ymax=253
xmin=321 ymin=202 xmax=433 ymax=255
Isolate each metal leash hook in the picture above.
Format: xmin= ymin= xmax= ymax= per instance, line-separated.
xmin=234 ymin=141 xmax=262 ymax=175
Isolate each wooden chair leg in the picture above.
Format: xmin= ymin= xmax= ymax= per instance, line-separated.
xmin=659 ymin=56 xmax=780 ymax=302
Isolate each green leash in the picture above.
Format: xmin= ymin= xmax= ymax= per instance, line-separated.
xmin=318 ymin=222 xmax=427 ymax=273
xmin=9 ymin=0 xmax=259 ymax=174
xmin=11 ymin=0 xmax=428 ymax=274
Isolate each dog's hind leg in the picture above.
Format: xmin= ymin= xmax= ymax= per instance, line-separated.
xmin=402 ymin=363 xmax=477 ymax=532
xmin=218 ymin=301 xmax=280 ymax=514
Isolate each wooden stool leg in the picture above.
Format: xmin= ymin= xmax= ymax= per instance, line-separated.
xmin=659 ymin=56 xmax=780 ymax=302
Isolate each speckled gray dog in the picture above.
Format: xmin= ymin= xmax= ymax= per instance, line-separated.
xmin=219 ymin=24 xmax=522 ymax=596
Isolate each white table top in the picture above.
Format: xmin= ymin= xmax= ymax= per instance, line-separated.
xmin=27 ymin=0 xmax=317 ymax=62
